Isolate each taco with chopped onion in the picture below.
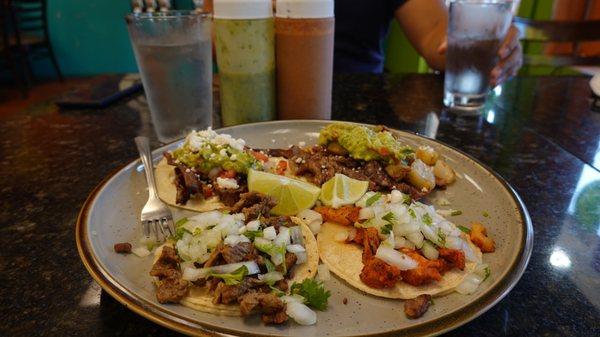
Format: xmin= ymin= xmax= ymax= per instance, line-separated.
xmin=155 ymin=128 xmax=291 ymax=212
xmin=315 ymin=190 xmax=490 ymax=300
xmin=149 ymin=198 xmax=327 ymax=325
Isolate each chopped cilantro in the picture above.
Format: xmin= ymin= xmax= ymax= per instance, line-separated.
xmin=458 ymin=225 xmax=471 ymax=234
xmin=242 ymin=230 xmax=263 ymax=241
xmin=451 ymin=210 xmax=463 ymax=216
xmin=366 ymin=192 xmax=382 ymax=206
xmin=422 ymin=213 xmax=433 ymax=226
xmin=173 ymin=226 xmax=188 ymax=240
xmin=482 ymin=211 xmax=490 ymax=218
xmin=408 ymin=208 xmax=416 ymax=219
xmin=381 ymin=223 xmax=393 ymax=235
xmin=483 ymin=266 xmax=491 ymax=281
xmin=382 ymin=212 xmax=395 ymax=222
xmin=175 ymin=217 xmax=189 ymax=227
xmin=269 ymin=285 xmax=285 ymax=297
xmin=209 ymin=266 xmax=248 ymax=286
xmin=437 ymin=228 xmax=446 ymax=246
xmin=290 ymin=279 xmax=331 ymax=311
xmin=265 ymin=259 xmax=276 ymax=273
xmin=402 ymin=194 xmax=412 ymax=205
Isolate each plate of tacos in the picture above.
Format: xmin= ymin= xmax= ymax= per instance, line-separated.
xmin=77 ymin=120 xmax=532 ymax=337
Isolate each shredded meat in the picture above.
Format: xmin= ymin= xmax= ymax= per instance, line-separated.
xmin=238 ymin=292 xmax=288 ymax=324
xmin=265 ymin=146 xmax=301 ymax=159
xmin=203 ymin=243 xmax=224 ymax=268
xmin=221 ymin=242 xmax=258 ymax=264
xmin=150 ymin=246 xmax=189 ymax=303
xmin=285 ymin=252 xmax=298 ymax=272
xmin=404 ymin=294 xmax=432 ymax=319
xmin=400 ymin=249 xmax=448 ymax=286
xmin=212 ymin=277 xmax=264 ymax=305
xmin=469 ymin=222 xmax=496 ymax=253
xmin=165 ymin=152 xmax=210 ymax=205
xmin=213 ymin=182 xmax=247 ymax=206
xmin=360 ymin=257 xmax=402 ymax=289
xmin=231 ymin=192 xmax=276 ymax=220
xmin=314 ymin=206 xmax=361 ymax=226
xmin=348 ymin=227 xmax=381 ymax=262
xmin=114 ymin=242 xmax=132 ymax=254
xmin=438 ymin=248 xmax=465 ymax=271
xmin=262 ymin=216 xmax=293 ymax=230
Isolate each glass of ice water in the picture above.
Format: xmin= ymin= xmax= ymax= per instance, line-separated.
xmin=443 ymin=0 xmax=512 ymax=113
xmin=126 ymin=11 xmax=212 ymax=143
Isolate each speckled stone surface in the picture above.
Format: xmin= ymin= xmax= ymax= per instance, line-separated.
xmin=0 ymin=74 xmax=599 ymax=336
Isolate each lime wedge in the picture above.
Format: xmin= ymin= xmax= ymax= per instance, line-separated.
xmin=319 ymin=173 xmax=369 ymax=208
xmin=247 ymin=170 xmax=321 ymax=216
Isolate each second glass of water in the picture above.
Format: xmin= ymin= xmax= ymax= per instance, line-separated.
xmin=126 ymin=11 xmax=212 ymax=143
xmin=443 ymin=0 xmax=512 ymax=113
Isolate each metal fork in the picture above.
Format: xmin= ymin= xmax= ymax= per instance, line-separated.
xmin=135 ymin=136 xmax=175 ymax=241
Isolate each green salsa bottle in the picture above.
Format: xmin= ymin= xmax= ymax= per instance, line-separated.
xmin=214 ymin=0 xmax=276 ymax=126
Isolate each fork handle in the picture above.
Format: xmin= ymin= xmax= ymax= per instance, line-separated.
xmin=135 ymin=136 xmax=159 ymax=199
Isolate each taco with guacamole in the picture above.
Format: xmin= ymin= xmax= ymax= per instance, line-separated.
xmin=149 ymin=196 xmax=328 ymax=325
xmin=315 ymin=189 xmax=490 ymax=301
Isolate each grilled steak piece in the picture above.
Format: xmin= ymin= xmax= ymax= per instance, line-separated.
xmin=238 ymin=292 xmax=288 ymax=324
xmin=212 ymin=277 xmax=265 ymax=305
xmin=404 ymin=294 xmax=432 ymax=319
xmin=150 ymin=246 xmax=189 ymax=303
xmin=221 ymin=242 xmax=258 ymax=264
xmin=203 ymin=243 xmax=224 ymax=268
xmin=265 ymin=146 xmax=301 ymax=159
xmin=231 ymin=192 xmax=276 ymax=220
xmin=213 ymin=182 xmax=247 ymax=206
xmin=285 ymin=253 xmax=297 ymax=272
xmin=262 ymin=216 xmax=293 ymax=230
xmin=114 ymin=242 xmax=132 ymax=254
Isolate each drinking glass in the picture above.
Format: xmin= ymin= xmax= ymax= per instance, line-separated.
xmin=443 ymin=0 xmax=512 ymax=113
xmin=126 ymin=11 xmax=212 ymax=143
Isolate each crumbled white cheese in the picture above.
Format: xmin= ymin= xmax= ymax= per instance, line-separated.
xmin=184 ymin=128 xmax=246 ymax=152
xmin=216 ymin=177 xmax=239 ymax=189
xmin=219 ymin=149 xmax=227 ymax=157
xmin=230 ymin=154 xmax=237 ymax=161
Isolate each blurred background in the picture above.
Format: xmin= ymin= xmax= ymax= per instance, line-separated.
xmin=0 ymin=0 xmax=598 ymax=93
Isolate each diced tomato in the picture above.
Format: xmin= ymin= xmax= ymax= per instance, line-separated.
xmin=218 ymin=169 xmax=237 ymax=179
xmin=202 ymin=185 xmax=214 ymax=198
xmin=378 ymin=147 xmax=390 ymax=156
xmin=275 ymin=160 xmax=287 ymax=175
xmin=251 ymin=150 xmax=269 ymax=162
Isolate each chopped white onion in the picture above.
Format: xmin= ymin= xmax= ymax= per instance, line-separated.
xmin=290 ymin=226 xmax=304 ymax=245
xmin=286 ymin=301 xmax=317 ymax=325
xmin=347 ymin=228 xmax=357 ymax=241
xmin=316 ymin=264 xmax=331 ymax=281
xmin=359 ymin=207 xmax=375 ymax=220
xmin=297 ymin=209 xmax=322 ymax=224
xmin=294 ymin=251 xmax=307 ymax=265
xmin=445 ymin=236 xmax=463 ymax=250
xmin=182 ymin=261 xmax=261 ymax=281
xmin=456 ymin=264 xmax=490 ymax=295
xmin=246 ymin=220 xmax=261 ymax=231
xmin=132 ymin=246 xmax=151 ymax=257
xmin=334 ymin=230 xmax=349 ymax=242
xmin=258 ymin=271 xmax=284 ymax=283
xmin=281 ymin=294 xmax=305 ymax=304
xmin=237 ymin=226 xmax=247 ymax=234
xmin=406 ymin=231 xmax=424 ymax=249
xmin=390 ymin=190 xmax=404 ymax=203
xmin=375 ymin=246 xmax=418 ymax=270
xmin=286 ymin=244 xmax=306 ymax=254
xmin=274 ymin=227 xmax=291 ymax=247
xmin=224 ymin=234 xmax=250 ymax=246
xmin=421 ymin=241 xmax=439 ymax=260
xmin=263 ymin=226 xmax=277 ymax=240
xmin=271 ymin=252 xmax=284 ymax=266
xmin=308 ymin=220 xmax=321 ymax=235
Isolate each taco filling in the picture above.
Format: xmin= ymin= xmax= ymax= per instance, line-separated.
xmin=148 ymin=193 xmax=328 ymax=325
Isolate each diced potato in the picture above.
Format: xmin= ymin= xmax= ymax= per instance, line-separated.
xmin=416 ymin=146 xmax=439 ymax=166
xmin=407 ymin=159 xmax=435 ymax=192
xmin=434 ymin=159 xmax=456 ymax=186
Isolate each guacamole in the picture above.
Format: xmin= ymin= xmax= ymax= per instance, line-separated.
xmin=171 ymin=130 xmax=262 ymax=174
xmin=318 ymin=123 xmax=414 ymax=163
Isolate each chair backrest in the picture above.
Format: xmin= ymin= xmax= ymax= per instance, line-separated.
xmin=514 ymin=16 xmax=600 ymax=66
xmin=10 ymin=0 xmax=47 ymax=37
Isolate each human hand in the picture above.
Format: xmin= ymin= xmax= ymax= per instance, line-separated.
xmin=490 ymin=25 xmax=522 ymax=86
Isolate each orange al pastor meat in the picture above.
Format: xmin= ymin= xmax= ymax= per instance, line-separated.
xmin=400 ymin=248 xmax=448 ymax=286
xmin=438 ymin=248 xmax=466 ymax=271
xmin=469 ymin=222 xmax=496 ymax=253
xmin=347 ymin=227 xmax=381 ymax=262
xmin=360 ymin=257 xmax=402 ymax=289
xmin=314 ymin=206 xmax=361 ymax=226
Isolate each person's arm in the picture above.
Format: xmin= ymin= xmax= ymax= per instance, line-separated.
xmin=394 ymin=0 xmax=448 ymax=71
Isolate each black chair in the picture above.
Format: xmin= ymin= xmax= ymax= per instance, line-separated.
xmin=0 ymin=0 xmax=27 ymax=97
xmin=514 ymin=16 xmax=600 ymax=67
xmin=9 ymin=0 xmax=63 ymax=82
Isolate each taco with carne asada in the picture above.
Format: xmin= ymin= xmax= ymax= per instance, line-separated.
xmin=266 ymin=122 xmax=457 ymax=201
xmin=155 ymin=128 xmax=269 ymax=212
xmin=315 ymin=190 xmax=485 ymax=300
xmin=150 ymin=194 xmax=324 ymax=325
